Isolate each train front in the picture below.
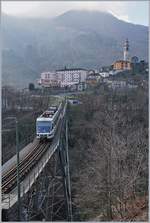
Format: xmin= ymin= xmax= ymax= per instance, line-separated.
xmin=36 ymin=117 xmax=53 ymax=140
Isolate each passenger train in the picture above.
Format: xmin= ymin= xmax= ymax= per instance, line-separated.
xmin=36 ymin=102 xmax=64 ymax=140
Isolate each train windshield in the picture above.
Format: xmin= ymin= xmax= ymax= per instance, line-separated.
xmin=36 ymin=121 xmax=52 ymax=133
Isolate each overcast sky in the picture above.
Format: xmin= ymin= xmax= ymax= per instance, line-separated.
xmin=2 ymin=1 xmax=149 ymax=26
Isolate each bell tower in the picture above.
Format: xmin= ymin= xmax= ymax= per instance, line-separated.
xmin=123 ymin=38 xmax=129 ymax=61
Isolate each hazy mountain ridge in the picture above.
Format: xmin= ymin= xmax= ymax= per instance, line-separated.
xmin=2 ymin=10 xmax=148 ymax=88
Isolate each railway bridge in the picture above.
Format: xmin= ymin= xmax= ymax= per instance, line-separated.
xmin=2 ymin=101 xmax=73 ymax=221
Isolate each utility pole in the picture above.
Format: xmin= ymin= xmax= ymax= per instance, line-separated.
xmin=15 ymin=118 xmax=21 ymax=221
xmin=65 ymin=98 xmax=73 ymax=221
xmin=65 ymin=118 xmax=73 ymax=221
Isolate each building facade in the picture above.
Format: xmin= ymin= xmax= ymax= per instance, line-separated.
xmin=38 ymin=68 xmax=88 ymax=89
xmin=38 ymin=72 xmax=61 ymax=88
xmin=113 ymin=60 xmax=132 ymax=71
xmin=56 ymin=68 xmax=87 ymax=87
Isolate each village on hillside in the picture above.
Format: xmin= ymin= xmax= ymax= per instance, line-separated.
xmin=37 ymin=39 xmax=148 ymax=91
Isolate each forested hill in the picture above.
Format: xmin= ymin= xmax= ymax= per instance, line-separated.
xmin=2 ymin=10 xmax=148 ymax=87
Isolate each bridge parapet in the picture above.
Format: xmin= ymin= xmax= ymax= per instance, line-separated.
xmin=2 ymin=101 xmax=72 ymax=221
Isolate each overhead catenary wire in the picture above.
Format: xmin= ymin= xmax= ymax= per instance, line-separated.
xmin=2 ymin=110 xmax=42 ymax=129
xmin=2 ymin=93 xmax=50 ymax=128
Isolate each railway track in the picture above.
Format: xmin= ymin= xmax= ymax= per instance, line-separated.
xmin=2 ymin=141 xmax=51 ymax=194
xmin=2 ymin=102 xmax=66 ymax=195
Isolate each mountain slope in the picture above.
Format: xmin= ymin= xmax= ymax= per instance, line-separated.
xmin=2 ymin=10 xmax=148 ymax=87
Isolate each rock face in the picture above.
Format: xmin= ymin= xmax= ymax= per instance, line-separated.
xmin=2 ymin=10 xmax=148 ymax=87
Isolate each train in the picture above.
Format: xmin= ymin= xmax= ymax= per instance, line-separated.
xmin=36 ymin=102 xmax=64 ymax=140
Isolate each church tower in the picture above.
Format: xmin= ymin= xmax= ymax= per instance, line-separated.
xmin=123 ymin=39 xmax=129 ymax=61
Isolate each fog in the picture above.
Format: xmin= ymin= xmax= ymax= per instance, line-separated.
xmin=2 ymin=1 xmax=148 ymax=25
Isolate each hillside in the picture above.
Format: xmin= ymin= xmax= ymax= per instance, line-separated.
xmin=2 ymin=10 xmax=148 ymax=88
xmin=68 ymin=82 xmax=148 ymax=221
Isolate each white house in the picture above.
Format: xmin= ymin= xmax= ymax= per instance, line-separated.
xmin=38 ymin=68 xmax=88 ymax=89
xmin=38 ymin=71 xmax=60 ymax=87
xmin=56 ymin=68 xmax=88 ymax=86
xmin=99 ymin=72 xmax=110 ymax=78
